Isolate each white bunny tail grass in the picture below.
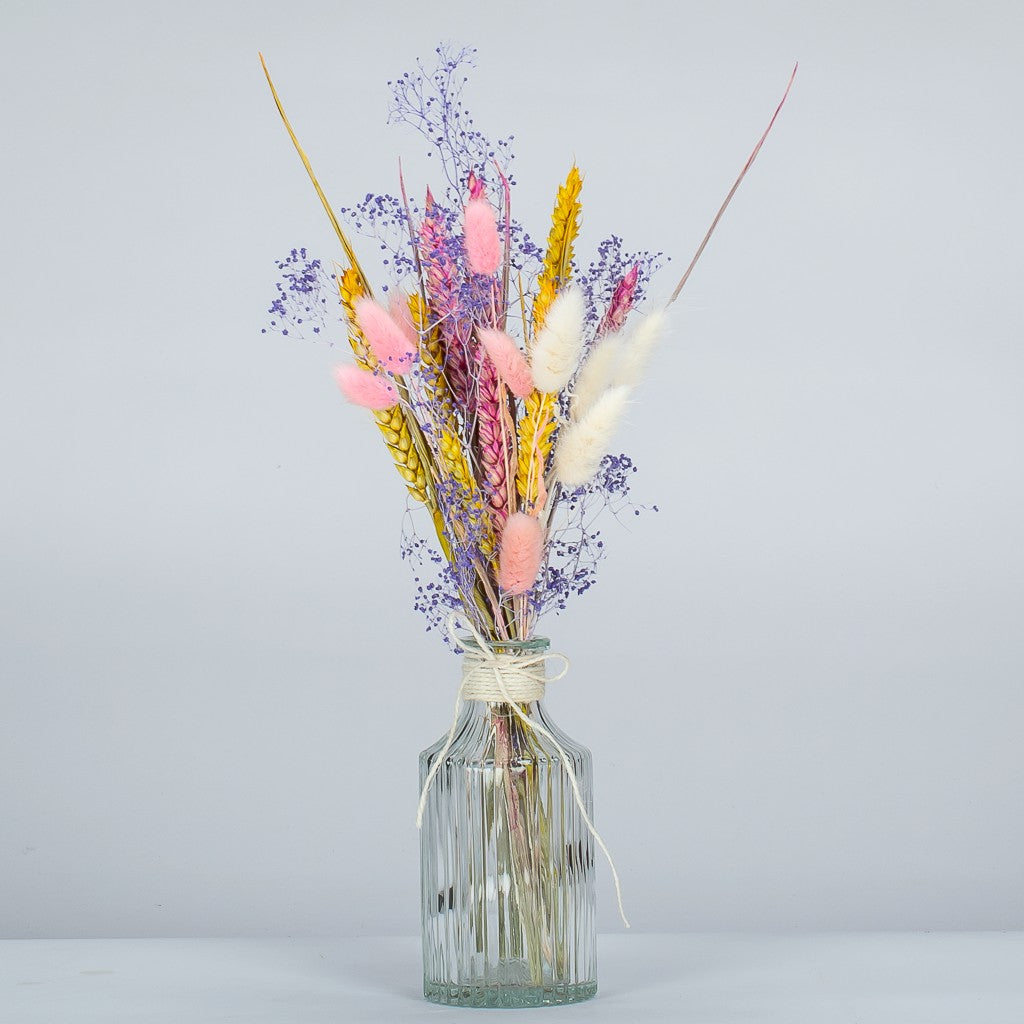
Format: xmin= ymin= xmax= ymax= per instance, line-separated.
xmin=617 ymin=309 xmax=668 ymax=388
xmin=553 ymin=385 xmax=632 ymax=488
xmin=570 ymin=332 xmax=624 ymax=421
xmin=530 ymin=286 xmax=586 ymax=394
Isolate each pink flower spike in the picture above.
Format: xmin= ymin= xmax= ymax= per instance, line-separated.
xmin=598 ymin=264 xmax=639 ymax=337
xmin=497 ymin=512 xmax=545 ymax=595
xmin=354 ymin=297 xmax=417 ymax=372
xmin=463 ymin=198 xmax=502 ymax=276
xmin=477 ymin=328 xmax=534 ymax=398
xmin=388 ymin=292 xmax=419 ymax=349
xmin=333 ymin=365 xmax=398 ymax=410
xmin=467 ymin=170 xmax=485 ymax=200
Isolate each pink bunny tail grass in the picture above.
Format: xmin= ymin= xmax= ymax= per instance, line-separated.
xmin=477 ymin=327 xmax=533 ymax=398
xmin=464 ymin=199 xmax=502 ymax=276
xmin=354 ymin=298 xmax=417 ymax=373
xmin=497 ymin=512 xmax=545 ymax=595
xmin=333 ymin=364 xmax=398 ymax=410
xmin=597 ymin=264 xmax=639 ymax=338
xmin=388 ymin=292 xmax=420 ymax=350
xmin=475 ymin=355 xmax=510 ymax=530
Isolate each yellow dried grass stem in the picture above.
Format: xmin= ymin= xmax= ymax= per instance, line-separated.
xmin=259 ymin=54 xmax=372 ymax=295
xmin=530 ymin=165 xmax=583 ymax=337
xmin=515 ymin=390 xmax=557 ymax=507
xmin=336 ymin=269 xmax=430 ymax=504
xmin=376 ymin=404 xmax=429 ymax=502
xmin=515 ymin=166 xmax=583 ymax=505
xmin=408 ymin=293 xmax=450 ymax=415
xmin=338 ymin=267 xmax=375 ymax=369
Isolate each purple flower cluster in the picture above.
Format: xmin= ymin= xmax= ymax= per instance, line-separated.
xmin=262 ymin=247 xmax=343 ymax=340
xmin=401 ymin=452 xmax=656 ymax=633
xmin=336 ymin=193 xmax=419 ymax=288
xmin=401 ymin=531 xmax=459 ymax=636
xmin=387 ymin=44 xmax=516 ymax=199
xmin=577 ymin=236 xmax=665 ymax=330
xmin=533 ymin=455 xmax=657 ymax=616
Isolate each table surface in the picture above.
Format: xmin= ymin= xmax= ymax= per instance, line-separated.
xmin=2 ymin=933 xmax=1022 ymax=1023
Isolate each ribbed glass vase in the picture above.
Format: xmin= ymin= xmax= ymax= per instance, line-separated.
xmin=418 ymin=638 xmax=597 ymax=1008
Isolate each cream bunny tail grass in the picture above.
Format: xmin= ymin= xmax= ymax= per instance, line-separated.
xmin=616 ymin=309 xmax=668 ymax=388
xmin=529 ymin=287 xmax=586 ymax=395
xmin=553 ymin=385 xmax=632 ymax=488
xmin=570 ymin=331 xmax=624 ymax=421
xmin=570 ymin=310 xmax=669 ymax=422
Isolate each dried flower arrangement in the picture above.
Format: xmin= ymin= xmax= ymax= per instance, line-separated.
xmin=261 ymin=45 xmax=794 ymax=1005
xmin=261 ymin=46 xmax=794 ymax=645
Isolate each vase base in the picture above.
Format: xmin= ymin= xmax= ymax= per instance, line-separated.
xmin=424 ymin=979 xmax=598 ymax=1008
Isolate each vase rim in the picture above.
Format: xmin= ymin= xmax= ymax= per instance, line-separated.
xmin=458 ymin=634 xmax=550 ymax=655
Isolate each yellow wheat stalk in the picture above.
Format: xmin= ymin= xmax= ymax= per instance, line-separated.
xmin=338 ymin=267 xmax=375 ymax=369
xmin=409 ymin=293 xmax=496 ymax=556
xmin=529 ymin=165 xmax=582 ymax=340
xmin=516 ymin=166 xmax=583 ymax=507
xmin=260 ymin=55 xmax=373 ymax=295
xmin=408 ymin=292 xmax=450 ymax=417
xmin=441 ymin=428 xmax=495 ymax=556
xmin=337 ymin=270 xmax=428 ymax=503
xmin=260 ymin=58 xmax=460 ymax=564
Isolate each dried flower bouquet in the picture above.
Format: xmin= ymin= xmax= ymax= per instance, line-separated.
xmin=262 ymin=45 xmax=793 ymax=1002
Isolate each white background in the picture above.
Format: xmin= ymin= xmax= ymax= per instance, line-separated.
xmin=1 ymin=0 xmax=1021 ymax=939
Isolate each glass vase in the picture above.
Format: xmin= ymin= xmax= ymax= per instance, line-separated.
xmin=418 ymin=638 xmax=598 ymax=1008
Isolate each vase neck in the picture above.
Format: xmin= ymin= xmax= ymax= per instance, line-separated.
xmin=458 ymin=636 xmax=552 ymax=704
xmin=457 ymin=699 xmax=544 ymax=718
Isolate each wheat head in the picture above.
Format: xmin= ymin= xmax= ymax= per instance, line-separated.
xmin=338 ymin=269 xmax=428 ymax=503
xmin=516 ymin=166 xmax=584 ymax=506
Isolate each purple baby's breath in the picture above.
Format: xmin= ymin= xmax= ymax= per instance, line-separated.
xmin=262 ymin=247 xmax=344 ymax=341
xmin=388 ymin=44 xmax=516 ymax=201
xmin=337 ymin=193 xmax=420 ymax=284
xmin=402 ymin=519 xmax=462 ymax=639
xmin=531 ymin=454 xmax=657 ymax=619
xmin=576 ymin=236 xmax=666 ymax=329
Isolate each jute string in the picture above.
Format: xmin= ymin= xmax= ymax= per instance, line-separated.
xmin=416 ymin=612 xmax=629 ymax=927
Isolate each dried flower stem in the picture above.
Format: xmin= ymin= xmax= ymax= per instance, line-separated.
xmin=667 ymin=63 xmax=798 ymax=307
xmin=259 ymin=54 xmax=371 ymax=291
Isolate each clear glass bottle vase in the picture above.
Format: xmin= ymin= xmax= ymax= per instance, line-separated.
xmin=418 ymin=638 xmax=598 ymax=1008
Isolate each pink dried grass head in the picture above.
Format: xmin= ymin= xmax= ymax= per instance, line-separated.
xmin=354 ymin=297 xmax=417 ymax=372
xmin=387 ymin=292 xmax=420 ymax=350
xmin=497 ymin=512 xmax=545 ymax=595
xmin=477 ymin=328 xmax=534 ymax=398
xmin=333 ymin=365 xmax=398 ymax=410
xmin=463 ymin=198 xmax=502 ymax=276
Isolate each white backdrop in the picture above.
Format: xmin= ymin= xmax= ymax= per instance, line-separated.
xmin=2 ymin=0 xmax=1022 ymax=938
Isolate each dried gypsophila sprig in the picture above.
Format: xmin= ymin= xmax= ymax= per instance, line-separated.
xmin=260 ymin=47 xmax=796 ymax=643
